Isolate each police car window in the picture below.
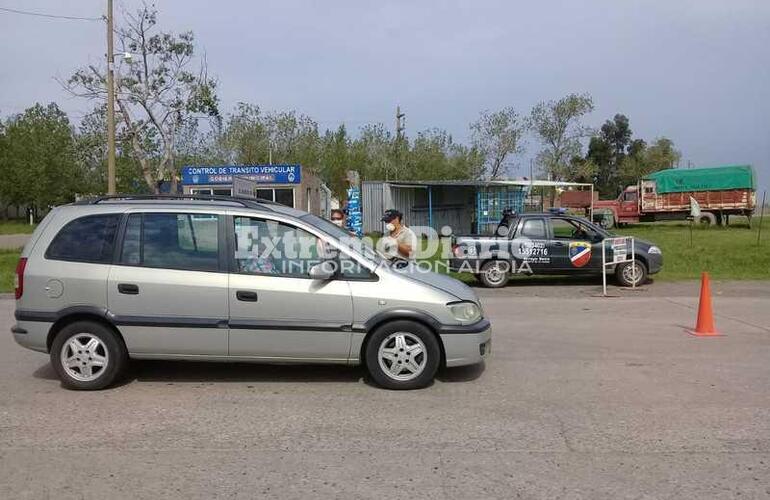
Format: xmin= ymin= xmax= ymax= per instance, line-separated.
xmin=551 ymin=218 xmax=579 ymax=239
xmin=519 ymin=218 xmax=546 ymax=239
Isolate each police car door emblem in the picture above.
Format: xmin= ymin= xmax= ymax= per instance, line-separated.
xmin=569 ymin=241 xmax=592 ymax=267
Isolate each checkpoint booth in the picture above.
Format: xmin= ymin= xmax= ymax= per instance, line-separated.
xmin=181 ymin=164 xmax=328 ymax=216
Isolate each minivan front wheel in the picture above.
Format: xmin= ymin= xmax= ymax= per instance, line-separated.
xmin=365 ymin=320 xmax=440 ymax=390
xmin=50 ymin=321 xmax=128 ymax=390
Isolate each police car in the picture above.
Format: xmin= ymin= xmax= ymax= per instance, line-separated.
xmin=449 ymin=211 xmax=663 ymax=288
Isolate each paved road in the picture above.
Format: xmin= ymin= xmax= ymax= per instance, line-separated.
xmin=1 ymin=282 xmax=769 ymax=499
xmin=0 ymin=233 xmax=28 ymax=250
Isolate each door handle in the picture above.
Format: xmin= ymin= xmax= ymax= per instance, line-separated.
xmin=553 ymin=242 xmax=565 ymax=247
xmin=236 ymin=290 xmax=259 ymax=302
xmin=118 ymin=283 xmax=139 ymax=295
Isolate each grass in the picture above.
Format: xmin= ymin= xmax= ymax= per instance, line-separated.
xmin=612 ymin=216 xmax=770 ymax=280
xmin=0 ymin=249 xmax=20 ymax=293
xmin=0 ymin=220 xmax=36 ymax=234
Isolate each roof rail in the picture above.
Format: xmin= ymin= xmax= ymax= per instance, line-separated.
xmin=74 ymin=194 xmax=276 ymax=210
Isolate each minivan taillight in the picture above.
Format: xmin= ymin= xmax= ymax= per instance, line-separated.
xmin=14 ymin=257 xmax=27 ymax=300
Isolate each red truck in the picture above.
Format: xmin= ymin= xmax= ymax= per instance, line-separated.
xmin=593 ymin=165 xmax=756 ymax=228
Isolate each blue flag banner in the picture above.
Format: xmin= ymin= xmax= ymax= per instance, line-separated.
xmin=346 ymin=187 xmax=363 ymax=237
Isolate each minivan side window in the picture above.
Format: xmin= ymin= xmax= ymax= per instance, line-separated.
xmin=46 ymin=214 xmax=120 ymax=263
xmin=120 ymin=213 xmax=220 ymax=272
xmin=233 ymin=216 xmax=325 ymax=278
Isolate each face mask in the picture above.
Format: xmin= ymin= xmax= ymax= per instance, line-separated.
xmin=385 ymin=223 xmax=396 ymax=232
xmin=332 ymin=219 xmax=343 ymax=227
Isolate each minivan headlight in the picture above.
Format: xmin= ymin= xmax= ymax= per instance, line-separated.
xmin=448 ymin=302 xmax=482 ymax=323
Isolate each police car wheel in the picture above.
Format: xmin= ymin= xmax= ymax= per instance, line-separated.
xmin=615 ymin=260 xmax=647 ymax=287
xmin=479 ymin=260 xmax=509 ymax=288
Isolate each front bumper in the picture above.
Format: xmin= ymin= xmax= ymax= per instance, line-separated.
xmin=440 ymin=322 xmax=491 ymax=367
xmin=647 ymin=252 xmax=663 ymax=275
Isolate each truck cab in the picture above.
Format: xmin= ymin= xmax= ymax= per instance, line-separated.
xmin=594 ymin=185 xmax=640 ymax=228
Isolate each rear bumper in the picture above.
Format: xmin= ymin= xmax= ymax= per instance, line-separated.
xmin=440 ymin=322 xmax=491 ymax=367
xmin=12 ymin=321 xmax=51 ymax=353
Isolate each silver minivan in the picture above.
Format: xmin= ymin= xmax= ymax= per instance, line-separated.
xmin=12 ymin=196 xmax=491 ymax=390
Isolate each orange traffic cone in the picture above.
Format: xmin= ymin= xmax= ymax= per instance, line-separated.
xmin=688 ymin=272 xmax=722 ymax=337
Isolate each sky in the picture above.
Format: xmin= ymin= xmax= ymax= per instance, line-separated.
xmin=0 ymin=0 xmax=768 ymax=196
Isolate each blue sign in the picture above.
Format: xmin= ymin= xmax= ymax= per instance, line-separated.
xmin=346 ymin=187 xmax=363 ymax=237
xmin=182 ymin=165 xmax=301 ymax=185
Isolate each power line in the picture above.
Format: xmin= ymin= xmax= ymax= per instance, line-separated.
xmin=0 ymin=6 xmax=102 ymax=21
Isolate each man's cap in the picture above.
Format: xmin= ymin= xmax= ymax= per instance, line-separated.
xmin=381 ymin=209 xmax=402 ymax=222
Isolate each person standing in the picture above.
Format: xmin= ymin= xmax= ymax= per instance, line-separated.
xmin=330 ymin=208 xmax=346 ymax=227
xmin=381 ymin=209 xmax=417 ymax=260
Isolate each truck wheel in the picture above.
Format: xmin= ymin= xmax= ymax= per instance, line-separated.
xmin=696 ymin=212 xmax=717 ymax=226
xmin=479 ymin=260 xmax=509 ymax=288
xmin=615 ymin=260 xmax=647 ymax=287
xmin=599 ymin=215 xmax=615 ymax=230
xmin=50 ymin=321 xmax=128 ymax=390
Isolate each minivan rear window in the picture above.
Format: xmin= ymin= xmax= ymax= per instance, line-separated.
xmin=46 ymin=214 xmax=120 ymax=263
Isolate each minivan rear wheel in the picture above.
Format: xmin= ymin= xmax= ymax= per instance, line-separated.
xmin=50 ymin=321 xmax=128 ymax=390
xmin=365 ymin=320 xmax=440 ymax=390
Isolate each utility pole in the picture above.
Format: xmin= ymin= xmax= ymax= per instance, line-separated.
xmin=395 ymin=105 xmax=405 ymax=140
xmin=106 ymin=0 xmax=117 ymax=194
xmin=394 ymin=106 xmax=405 ymax=180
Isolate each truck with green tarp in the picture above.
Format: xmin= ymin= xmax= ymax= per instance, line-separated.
xmin=593 ymin=165 xmax=756 ymax=227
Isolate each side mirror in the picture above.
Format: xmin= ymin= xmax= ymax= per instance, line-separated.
xmin=496 ymin=225 xmax=509 ymax=237
xmin=309 ymin=261 xmax=336 ymax=280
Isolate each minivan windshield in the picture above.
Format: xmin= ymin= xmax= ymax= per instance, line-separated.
xmin=299 ymin=213 xmax=384 ymax=264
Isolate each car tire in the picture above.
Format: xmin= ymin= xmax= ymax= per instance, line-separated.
xmin=479 ymin=260 xmax=509 ymax=288
xmin=50 ymin=321 xmax=128 ymax=390
xmin=365 ymin=320 xmax=441 ymax=390
xmin=615 ymin=260 xmax=648 ymax=287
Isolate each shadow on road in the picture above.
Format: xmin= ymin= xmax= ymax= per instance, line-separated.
xmin=32 ymin=359 xmax=486 ymax=387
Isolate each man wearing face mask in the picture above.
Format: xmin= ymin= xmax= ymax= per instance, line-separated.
xmin=381 ymin=209 xmax=417 ymax=260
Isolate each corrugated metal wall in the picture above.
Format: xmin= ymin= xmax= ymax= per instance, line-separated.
xmin=363 ymin=182 xmax=477 ymax=234
xmin=362 ymin=182 xmax=385 ymax=233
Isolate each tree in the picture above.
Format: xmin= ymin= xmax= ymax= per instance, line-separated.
xmin=320 ymin=124 xmax=351 ymax=197
xmin=76 ymin=104 xmax=149 ymax=194
xmin=470 ymin=107 xmax=527 ymax=179
xmin=530 ymin=93 xmax=594 ymax=180
xmin=0 ymin=103 xmax=85 ymax=214
xmin=408 ymin=129 xmax=483 ymax=181
xmin=619 ymin=137 xmax=680 ymax=186
xmin=64 ymin=5 xmax=219 ymax=193
xmin=587 ymin=114 xmax=633 ymax=197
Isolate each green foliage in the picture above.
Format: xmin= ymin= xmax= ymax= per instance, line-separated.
xmin=619 ymin=137 xmax=680 ymax=187
xmin=586 ymin=114 xmax=680 ymax=198
xmin=530 ymin=93 xmax=594 ymax=180
xmin=470 ymin=107 xmax=527 ymax=179
xmin=0 ymin=103 xmax=86 ymax=211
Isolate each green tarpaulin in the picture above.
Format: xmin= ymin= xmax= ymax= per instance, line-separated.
xmin=644 ymin=165 xmax=755 ymax=194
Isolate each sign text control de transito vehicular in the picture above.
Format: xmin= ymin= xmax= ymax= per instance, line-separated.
xmin=12 ymin=196 xmax=490 ymax=390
